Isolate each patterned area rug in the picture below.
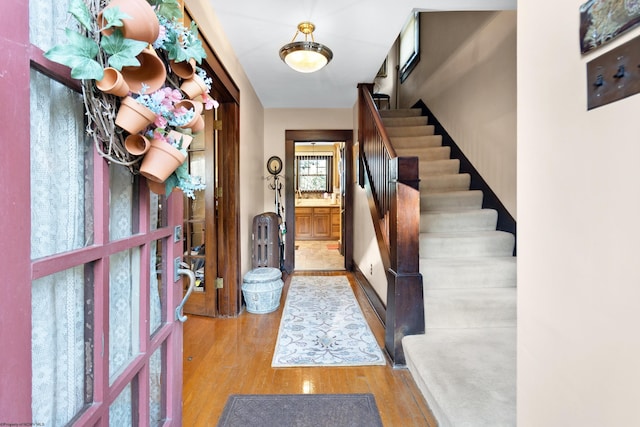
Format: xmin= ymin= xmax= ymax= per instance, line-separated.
xmin=217 ymin=394 xmax=383 ymax=427
xmin=272 ymin=275 xmax=386 ymax=367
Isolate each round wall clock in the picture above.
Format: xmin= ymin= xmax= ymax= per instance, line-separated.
xmin=267 ymin=155 xmax=282 ymax=175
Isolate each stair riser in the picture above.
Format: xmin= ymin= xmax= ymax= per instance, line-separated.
xmin=386 ymin=125 xmax=435 ymax=137
xmin=420 ymin=232 xmax=515 ymax=258
xmin=396 ymin=146 xmax=450 ymax=161
xmin=419 ymin=159 xmax=460 ymax=176
xmin=420 ymin=257 xmax=517 ymax=289
xmin=391 ymin=135 xmax=442 ymax=148
xmin=421 ymin=174 xmax=470 ymax=193
xmin=379 ymin=108 xmax=422 ymax=118
xmin=383 ymin=117 xmax=429 ymax=127
xmin=424 ymin=288 xmax=517 ymax=329
xmin=421 ymin=191 xmax=484 ymax=211
xmin=420 ymin=209 xmax=497 ymax=232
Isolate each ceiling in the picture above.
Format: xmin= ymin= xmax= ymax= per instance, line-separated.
xmin=207 ymin=0 xmax=516 ymax=109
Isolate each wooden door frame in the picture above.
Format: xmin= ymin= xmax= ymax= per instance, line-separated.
xmin=284 ymin=130 xmax=354 ymax=273
xmin=187 ymin=7 xmax=242 ymax=317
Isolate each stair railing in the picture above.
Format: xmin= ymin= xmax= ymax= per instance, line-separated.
xmin=357 ymin=84 xmax=424 ymax=366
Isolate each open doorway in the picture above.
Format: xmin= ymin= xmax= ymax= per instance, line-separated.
xmin=294 ymin=141 xmax=344 ymax=270
xmin=284 ymin=130 xmax=354 ymax=273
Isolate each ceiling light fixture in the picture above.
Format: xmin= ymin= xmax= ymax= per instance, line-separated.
xmin=279 ymin=22 xmax=333 ymax=73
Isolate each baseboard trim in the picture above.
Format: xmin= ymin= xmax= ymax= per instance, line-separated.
xmin=353 ymin=265 xmax=386 ymax=326
xmin=413 ymin=100 xmax=517 ymax=253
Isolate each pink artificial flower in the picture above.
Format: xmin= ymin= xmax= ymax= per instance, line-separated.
xmin=202 ymin=93 xmax=219 ymax=110
xmin=173 ymin=105 xmax=190 ymax=118
xmin=154 ymin=115 xmax=168 ymax=129
xmin=166 ymin=88 xmax=183 ymax=103
xmin=151 ymin=129 xmax=168 ymax=144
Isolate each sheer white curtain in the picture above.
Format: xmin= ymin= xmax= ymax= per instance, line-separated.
xmin=108 ymin=164 xmax=139 ymax=424
xmin=30 ymin=69 xmax=91 ymax=425
xmin=149 ymin=193 xmax=164 ymax=425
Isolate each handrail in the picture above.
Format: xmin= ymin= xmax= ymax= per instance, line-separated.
xmin=357 ymin=84 xmax=424 ymax=366
xmin=176 ymin=267 xmax=196 ymax=322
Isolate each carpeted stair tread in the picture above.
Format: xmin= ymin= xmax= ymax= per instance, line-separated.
xmin=403 ymin=328 xmax=516 ymax=427
xmin=386 ymin=125 xmax=435 ymax=137
xmin=379 ymin=108 xmax=422 ymax=118
xmin=419 ymin=159 xmax=460 ymax=176
xmin=382 ymin=116 xmax=429 ymax=127
xmin=422 ymin=173 xmax=470 ymax=193
xmin=420 ymin=257 xmax=517 ymax=289
xmin=390 ymin=135 xmax=442 ymax=148
xmin=424 ymin=288 xmax=516 ymax=328
xmin=421 ymin=209 xmax=497 ymax=232
xmin=421 ymin=190 xmax=484 ymax=212
xmin=396 ymin=146 xmax=450 ymax=160
xmin=381 ymin=107 xmax=516 ymax=427
xmin=419 ymin=230 xmax=515 ymax=258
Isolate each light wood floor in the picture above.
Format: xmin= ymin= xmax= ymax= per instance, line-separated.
xmin=182 ymin=271 xmax=436 ymax=426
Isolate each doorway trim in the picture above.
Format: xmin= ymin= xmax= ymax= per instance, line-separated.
xmin=284 ymin=130 xmax=354 ymax=273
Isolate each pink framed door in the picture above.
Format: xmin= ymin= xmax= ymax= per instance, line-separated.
xmin=0 ymin=0 xmax=185 ymax=425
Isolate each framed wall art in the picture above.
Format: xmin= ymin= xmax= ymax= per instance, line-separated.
xmin=580 ymin=0 xmax=640 ymax=53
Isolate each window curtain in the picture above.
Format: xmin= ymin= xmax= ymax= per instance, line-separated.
xmin=295 ymin=154 xmax=334 ymax=192
xmin=108 ymin=164 xmax=140 ymax=424
xmin=30 ymin=69 xmax=91 ymax=425
xmin=149 ymin=195 xmax=163 ymax=426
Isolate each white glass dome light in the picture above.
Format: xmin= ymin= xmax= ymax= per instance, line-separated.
xmin=279 ymin=22 xmax=333 ymax=73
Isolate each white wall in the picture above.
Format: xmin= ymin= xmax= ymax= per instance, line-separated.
xmin=400 ymin=11 xmax=517 ymax=218
xmin=185 ymin=0 xmax=265 ymax=277
xmin=518 ymin=2 xmax=640 ymax=426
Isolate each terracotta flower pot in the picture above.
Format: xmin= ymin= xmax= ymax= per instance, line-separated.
xmin=121 ymin=47 xmax=167 ymax=94
xmin=140 ymin=139 xmax=187 ymax=183
xmin=115 ymin=96 xmax=156 ymax=134
xmin=98 ymin=0 xmax=160 ymax=44
xmin=180 ymin=75 xmax=208 ymax=99
xmin=167 ymin=130 xmax=193 ymax=150
xmin=147 ymin=178 xmax=167 ymax=196
xmin=174 ymin=100 xmax=204 ymax=133
xmin=181 ymin=115 xmax=205 ymax=133
xmin=96 ymin=67 xmax=129 ymax=97
xmin=170 ymin=59 xmax=197 ymax=80
xmin=124 ymin=134 xmax=151 ymax=155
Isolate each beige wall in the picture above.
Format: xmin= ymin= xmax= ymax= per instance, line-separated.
xmin=186 ymin=0 xmax=265 ymax=277
xmin=400 ymin=11 xmax=517 ymax=218
xmin=262 ymin=108 xmax=353 ymax=212
xmin=519 ymin=2 xmax=640 ymax=426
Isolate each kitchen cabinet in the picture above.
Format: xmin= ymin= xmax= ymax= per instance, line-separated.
xmin=295 ymin=206 xmax=339 ymax=240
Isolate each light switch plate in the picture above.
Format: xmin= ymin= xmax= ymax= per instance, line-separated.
xmin=587 ymin=35 xmax=640 ymax=110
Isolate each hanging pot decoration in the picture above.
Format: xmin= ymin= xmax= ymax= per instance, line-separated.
xmin=167 ymin=130 xmax=193 ymax=150
xmin=180 ymin=74 xmax=208 ymax=99
xmin=120 ymin=47 xmax=167 ymax=94
xmin=139 ymin=138 xmax=187 ymax=183
xmin=175 ymin=99 xmax=205 ymax=133
xmin=124 ymin=134 xmax=151 ymax=155
xmin=170 ymin=59 xmax=197 ymax=80
xmin=115 ymin=96 xmax=156 ymax=134
xmin=147 ymin=178 xmax=168 ymax=195
xmin=98 ymin=0 xmax=160 ymax=44
xmin=96 ymin=67 xmax=130 ymax=97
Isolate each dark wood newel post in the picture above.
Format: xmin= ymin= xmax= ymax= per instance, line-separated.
xmin=386 ymin=156 xmax=425 ymax=366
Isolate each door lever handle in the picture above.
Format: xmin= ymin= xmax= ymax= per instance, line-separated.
xmin=176 ymin=268 xmax=196 ymax=322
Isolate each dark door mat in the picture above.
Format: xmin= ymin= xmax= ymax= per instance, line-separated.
xmin=216 ymin=393 xmax=383 ymax=427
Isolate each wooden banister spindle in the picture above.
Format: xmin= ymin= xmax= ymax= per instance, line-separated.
xmin=357 ymin=84 xmax=424 ymax=366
